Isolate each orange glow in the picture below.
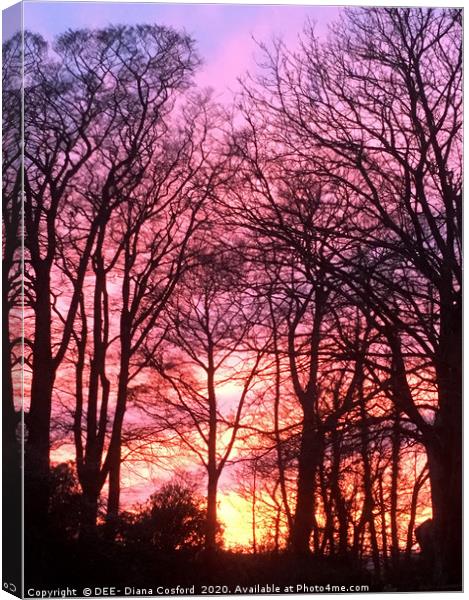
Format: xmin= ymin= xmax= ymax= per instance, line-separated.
xmin=218 ymin=492 xmax=255 ymax=549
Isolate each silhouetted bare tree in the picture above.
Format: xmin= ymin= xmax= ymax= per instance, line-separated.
xmin=3 ymin=6 xmax=460 ymax=591
xmin=233 ymin=7 xmax=461 ymax=582
xmin=141 ymin=247 xmax=266 ymax=552
xmin=22 ymin=24 xmax=201 ymax=534
xmin=2 ymin=30 xmax=23 ymax=586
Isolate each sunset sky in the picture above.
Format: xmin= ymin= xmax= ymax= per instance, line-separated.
xmin=16 ymin=0 xmax=340 ymax=549
xmin=21 ymin=1 xmax=339 ymax=99
xmin=3 ymin=2 xmax=451 ymax=561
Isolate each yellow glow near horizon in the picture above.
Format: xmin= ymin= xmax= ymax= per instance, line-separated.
xmin=218 ymin=491 xmax=254 ymax=550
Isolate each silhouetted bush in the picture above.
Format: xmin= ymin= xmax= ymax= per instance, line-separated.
xmin=48 ymin=462 xmax=83 ymax=540
xmin=117 ymin=481 xmax=208 ymax=553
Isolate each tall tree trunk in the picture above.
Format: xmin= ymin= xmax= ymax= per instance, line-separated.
xmin=25 ymin=264 xmax=54 ymax=535
xmin=405 ymin=465 xmax=428 ymax=561
xmin=104 ymin=259 xmax=132 ymax=534
xmin=390 ymin=410 xmax=400 ymax=570
xmin=290 ymin=412 xmax=320 ymax=555
xmin=318 ymin=459 xmax=334 ymax=556
xmin=377 ymin=475 xmax=389 ymax=573
xmin=106 ymin=451 xmax=121 ymax=536
xmin=270 ymin=298 xmax=293 ymax=533
xmin=426 ymin=435 xmax=461 ymax=586
xmin=355 ymin=389 xmax=380 ymax=574
xmin=429 ymin=288 xmax=462 ymax=586
xmin=205 ymin=353 xmax=218 ymax=553
xmin=274 ymin=505 xmax=281 ymax=554
xmin=105 ymin=348 xmax=130 ymax=532
xmin=311 ymin=502 xmax=321 ymax=556
xmin=80 ymin=484 xmax=100 ymax=541
xmin=206 ymin=468 xmax=219 ymax=553
xmin=251 ymin=459 xmax=257 ymax=554
xmin=330 ymin=428 xmax=348 ymax=557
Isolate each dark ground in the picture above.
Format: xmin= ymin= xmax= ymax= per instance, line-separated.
xmin=25 ymin=539 xmax=461 ymax=595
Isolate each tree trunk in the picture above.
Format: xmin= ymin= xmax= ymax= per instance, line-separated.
xmin=274 ymin=506 xmax=281 ymax=554
xmin=251 ymin=460 xmax=257 ymax=554
xmin=390 ymin=411 xmax=400 ymax=570
xmin=206 ymin=468 xmax=218 ymax=553
xmin=429 ymin=289 xmax=462 ymax=586
xmin=80 ymin=484 xmax=100 ymax=541
xmin=25 ymin=265 xmax=54 ymax=535
xmin=377 ymin=475 xmax=389 ymax=573
xmin=104 ymin=299 xmax=132 ymax=535
xmin=290 ymin=412 xmax=320 ymax=555
xmin=426 ymin=437 xmax=461 ymax=586
xmin=356 ymin=390 xmax=380 ymax=574
xmin=318 ymin=459 xmax=334 ymax=556
xmin=106 ymin=449 xmax=121 ymax=536
xmin=331 ymin=428 xmax=348 ymax=557
xmin=270 ymin=302 xmax=293 ymax=534
xmin=405 ymin=465 xmax=428 ymax=561
xmin=205 ymin=353 xmax=218 ymax=553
